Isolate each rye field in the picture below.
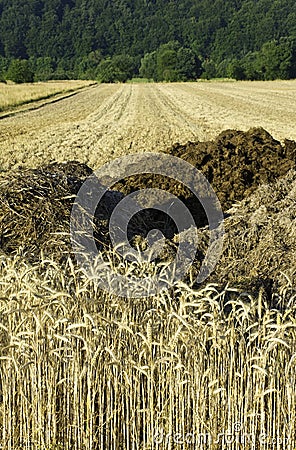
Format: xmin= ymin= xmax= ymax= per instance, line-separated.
xmin=0 ymin=80 xmax=296 ymax=449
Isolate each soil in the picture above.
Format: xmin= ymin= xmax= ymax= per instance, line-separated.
xmin=164 ymin=127 xmax=296 ymax=208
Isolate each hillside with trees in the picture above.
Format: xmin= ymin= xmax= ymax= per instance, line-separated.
xmin=0 ymin=0 xmax=295 ymax=82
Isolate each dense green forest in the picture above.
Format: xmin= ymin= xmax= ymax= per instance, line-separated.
xmin=0 ymin=0 xmax=296 ymax=82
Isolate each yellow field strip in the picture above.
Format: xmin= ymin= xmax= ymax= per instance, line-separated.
xmin=0 ymin=80 xmax=96 ymax=117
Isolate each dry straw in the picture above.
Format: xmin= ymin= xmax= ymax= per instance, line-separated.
xmin=0 ymin=251 xmax=295 ymax=449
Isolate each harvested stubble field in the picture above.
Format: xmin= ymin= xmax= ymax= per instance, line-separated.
xmin=1 ymin=80 xmax=296 ymax=171
xmin=0 ymin=81 xmax=296 ymax=449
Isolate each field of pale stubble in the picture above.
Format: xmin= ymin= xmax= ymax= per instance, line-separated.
xmin=1 ymin=80 xmax=296 ymax=171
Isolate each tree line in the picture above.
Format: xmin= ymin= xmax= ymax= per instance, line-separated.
xmin=0 ymin=0 xmax=295 ymax=83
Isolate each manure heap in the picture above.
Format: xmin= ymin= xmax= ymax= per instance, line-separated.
xmin=1 ymin=127 xmax=296 ymax=300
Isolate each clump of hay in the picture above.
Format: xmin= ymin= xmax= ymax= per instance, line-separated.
xmin=165 ymin=168 xmax=296 ymax=301
xmin=214 ymin=168 xmax=296 ymax=299
xmin=0 ymin=161 xmax=92 ymax=259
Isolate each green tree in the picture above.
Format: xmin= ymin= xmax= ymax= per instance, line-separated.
xmin=112 ymin=54 xmax=138 ymax=81
xmin=140 ymin=42 xmax=202 ymax=81
xmin=6 ymin=59 xmax=34 ymax=83
xmin=0 ymin=2 xmax=32 ymax=59
xmin=242 ymin=52 xmax=261 ymax=80
xmin=176 ymin=47 xmax=202 ymax=80
xmin=32 ymin=57 xmax=55 ymax=81
xmin=0 ymin=57 xmax=9 ymax=81
xmin=139 ymin=51 xmax=157 ymax=80
xmin=258 ymin=38 xmax=296 ymax=80
xmin=97 ymin=59 xmax=116 ymax=83
xmin=97 ymin=55 xmax=137 ymax=83
xmin=53 ymin=58 xmax=75 ymax=80
xmin=200 ymin=59 xmax=217 ymax=79
xmin=0 ymin=0 xmax=296 ymax=81
xmin=227 ymin=59 xmax=246 ymax=80
xmin=156 ymin=42 xmax=179 ymax=81
xmin=74 ymin=51 xmax=102 ymax=80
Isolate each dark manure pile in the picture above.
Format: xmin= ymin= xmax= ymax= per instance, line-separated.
xmin=163 ymin=126 xmax=296 ymax=210
xmin=1 ymin=127 xmax=296 ymax=300
xmin=113 ymin=127 xmax=296 ymax=231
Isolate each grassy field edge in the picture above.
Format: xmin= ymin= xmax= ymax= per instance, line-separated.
xmin=0 ymin=81 xmax=97 ymax=118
